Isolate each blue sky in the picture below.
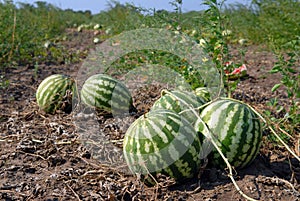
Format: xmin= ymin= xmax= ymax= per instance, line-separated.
xmin=15 ymin=0 xmax=252 ymax=14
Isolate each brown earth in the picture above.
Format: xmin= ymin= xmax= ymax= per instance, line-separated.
xmin=0 ymin=29 xmax=299 ymax=201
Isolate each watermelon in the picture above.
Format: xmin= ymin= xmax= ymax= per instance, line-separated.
xmin=36 ymin=74 xmax=76 ymax=114
xmin=123 ymin=109 xmax=202 ymax=185
xmin=195 ymin=99 xmax=262 ymax=169
xmin=151 ymin=89 xmax=206 ymax=124
xmin=80 ymin=74 xmax=135 ymax=115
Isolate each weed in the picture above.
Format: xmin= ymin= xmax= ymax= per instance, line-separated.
xmin=0 ymin=75 xmax=10 ymax=89
xmin=201 ymin=0 xmax=244 ymax=97
xmin=268 ymin=38 xmax=300 ymax=137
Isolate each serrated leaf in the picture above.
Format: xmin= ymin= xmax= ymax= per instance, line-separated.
xmin=271 ymin=83 xmax=281 ymax=92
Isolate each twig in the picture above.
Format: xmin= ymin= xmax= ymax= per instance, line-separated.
xmin=188 ymin=180 xmax=202 ymax=194
xmin=17 ymin=150 xmax=47 ymax=160
xmin=256 ymin=176 xmax=300 ymax=196
xmin=79 ymin=156 xmax=104 ymax=169
xmin=54 ymin=140 xmax=72 ymax=145
xmin=65 ymin=183 xmax=81 ymax=201
xmin=0 ymin=189 xmax=28 ymax=197
xmin=276 ymin=125 xmax=294 ymax=140
xmin=82 ymin=169 xmax=104 ymax=177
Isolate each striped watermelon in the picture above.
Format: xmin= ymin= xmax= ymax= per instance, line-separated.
xmin=151 ymin=90 xmax=206 ymax=124
xmin=194 ymin=99 xmax=262 ymax=169
xmin=36 ymin=74 xmax=76 ymax=114
xmin=123 ymin=109 xmax=202 ymax=185
xmin=80 ymin=74 xmax=135 ymax=115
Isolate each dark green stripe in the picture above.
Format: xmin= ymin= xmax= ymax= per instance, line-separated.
xmin=239 ymin=110 xmax=262 ymax=168
xmin=231 ymin=105 xmax=250 ymax=167
xmin=82 ymin=89 xmax=110 ymax=109
xmin=40 ymin=80 xmax=67 ymax=112
xmin=213 ymin=101 xmax=234 ymax=140
xmin=123 ymin=110 xmax=201 ymax=181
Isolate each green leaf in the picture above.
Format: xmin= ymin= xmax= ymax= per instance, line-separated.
xmin=270 ymin=64 xmax=281 ymax=73
xmin=287 ymin=67 xmax=297 ymax=73
xmin=297 ymin=90 xmax=300 ymax=98
xmin=271 ymin=83 xmax=281 ymax=92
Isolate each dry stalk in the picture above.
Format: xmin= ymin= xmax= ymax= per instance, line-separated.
xmin=0 ymin=189 xmax=28 ymax=197
xmin=17 ymin=150 xmax=47 ymax=160
xmin=65 ymin=182 xmax=81 ymax=201
xmin=256 ymin=175 xmax=300 ymax=196
xmin=276 ymin=124 xmax=294 ymax=139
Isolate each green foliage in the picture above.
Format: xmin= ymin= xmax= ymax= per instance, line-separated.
xmin=91 ymin=1 xmax=146 ymax=36
xmin=225 ymin=0 xmax=300 ymax=51
xmin=199 ymin=0 xmax=243 ymax=97
xmin=0 ymin=75 xmax=10 ymax=89
xmin=0 ymin=1 xmax=91 ymax=68
xmin=110 ymin=49 xmax=205 ymax=89
xmin=268 ymin=38 xmax=300 ymax=137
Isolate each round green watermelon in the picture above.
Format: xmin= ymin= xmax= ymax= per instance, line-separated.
xmin=80 ymin=74 xmax=135 ymax=115
xmin=195 ymin=99 xmax=262 ymax=169
xmin=36 ymin=74 xmax=76 ymax=114
xmin=151 ymin=89 xmax=206 ymax=124
xmin=123 ymin=109 xmax=202 ymax=185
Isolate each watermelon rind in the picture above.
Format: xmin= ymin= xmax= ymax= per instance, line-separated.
xmin=123 ymin=109 xmax=202 ymax=185
xmin=80 ymin=74 xmax=135 ymax=115
xmin=151 ymin=89 xmax=206 ymax=124
xmin=36 ymin=74 xmax=76 ymax=114
xmin=195 ymin=99 xmax=262 ymax=169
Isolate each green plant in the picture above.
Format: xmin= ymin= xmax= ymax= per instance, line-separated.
xmin=0 ymin=1 xmax=91 ymax=68
xmin=226 ymin=0 xmax=300 ymax=51
xmin=0 ymin=75 xmax=10 ymax=89
xmin=91 ymin=1 xmax=145 ymax=36
xmin=201 ymin=0 xmax=244 ymax=97
xmin=34 ymin=62 xmax=39 ymax=80
xmin=269 ymin=38 xmax=300 ymax=137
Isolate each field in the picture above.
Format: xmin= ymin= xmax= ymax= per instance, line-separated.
xmin=0 ymin=0 xmax=299 ymax=200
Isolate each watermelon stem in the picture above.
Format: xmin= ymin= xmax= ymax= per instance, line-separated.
xmin=221 ymin=97 xmax=300 ymax=163
xmin=163 ymin=91 xmax=259 ymax=201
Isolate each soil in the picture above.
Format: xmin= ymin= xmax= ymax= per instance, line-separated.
xmin=1 ymin=29 xmax=299 ymax=201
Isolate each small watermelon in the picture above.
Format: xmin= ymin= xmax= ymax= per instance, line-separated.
xmin=123 ymin=109 xmax=202 ymax=185
xmin=36 ymin=74 xmax=76 ymax=114
xmin=80 ymin=74 xmax=135 ymax=115
xmin=195 ymin=99 xmax=262 ymax=169
xmin=151 ymin=89 xmax=206 ymax=124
